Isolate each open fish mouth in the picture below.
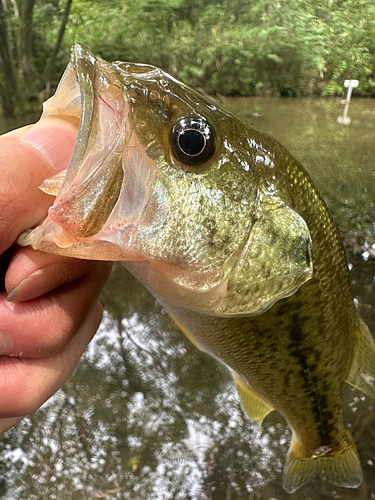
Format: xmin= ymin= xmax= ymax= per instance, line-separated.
xmin=18 ymin=44 xmax=313 ymax=317
xmin=18 ymin=45 xmax=158 ymax=261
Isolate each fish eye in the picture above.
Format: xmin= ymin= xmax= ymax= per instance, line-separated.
xmin=171 ymin=117 xmax=215 ymax=167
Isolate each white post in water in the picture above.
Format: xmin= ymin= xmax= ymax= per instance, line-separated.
xmin=337 ymin=80 xmax=358 ymax=125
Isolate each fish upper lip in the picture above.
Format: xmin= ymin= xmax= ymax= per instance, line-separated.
xmin=47 ymin=45 xmax=129 ymax=238
xmin=49 ymin=45 xmax=162 ymax=256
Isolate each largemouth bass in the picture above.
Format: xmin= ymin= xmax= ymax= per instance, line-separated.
xmin=19 ymin=45 xmax=375 ymax=493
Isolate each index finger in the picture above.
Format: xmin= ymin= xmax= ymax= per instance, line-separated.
xmin=0 ymin=116 xmax=78 ymax=254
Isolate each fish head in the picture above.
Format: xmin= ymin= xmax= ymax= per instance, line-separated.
xmin=19 ymin=44 xmax=313 ymax=316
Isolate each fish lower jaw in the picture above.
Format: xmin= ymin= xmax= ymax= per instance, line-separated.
xmin=18 ymin=216 xmax=142 ymax=261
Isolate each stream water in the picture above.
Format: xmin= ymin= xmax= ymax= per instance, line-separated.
xmin=0 ymin=97 xmax=374 ymax=500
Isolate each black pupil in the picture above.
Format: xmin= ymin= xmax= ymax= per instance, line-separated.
xmin=171 ymin=117 xmax=215 ymax=167
xmin=178 ymin=129 xmax=205 ymax=156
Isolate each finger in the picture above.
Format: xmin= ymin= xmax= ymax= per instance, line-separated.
xmin=5 ymin=245 xmax=103 ymax=302
xmin=0 ymin=301 xmax=102 ymax=421
xmin=0 ymin=247 xmax=13 ymax=293
xmin=0 ymin=260 xmax=112 ymax=357
xmin=0 ymin=416 xmax=23 ymax=434
xmin=0 ymin=116 xmax=78 ymax=255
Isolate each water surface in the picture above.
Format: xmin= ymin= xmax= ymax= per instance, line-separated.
xmin=0 ymin=98 xmax=374 ymax=500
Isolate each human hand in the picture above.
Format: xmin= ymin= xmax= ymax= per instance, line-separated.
xmin=0 ymin=116 xmax=112 ymax=433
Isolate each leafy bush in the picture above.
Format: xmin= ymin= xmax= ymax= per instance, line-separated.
xmin=1 ymin=0 xmax=375 ymax=114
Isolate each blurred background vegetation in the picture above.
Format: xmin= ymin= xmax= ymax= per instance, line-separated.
xmin=1 ymin=0 xmax=375 ymax=115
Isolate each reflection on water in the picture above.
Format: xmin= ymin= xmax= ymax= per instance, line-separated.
xmin=1 ymin=99 xmax=375 ymax=499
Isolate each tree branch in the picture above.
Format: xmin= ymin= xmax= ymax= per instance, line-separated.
xmin=43 ymin=0 xmax=73 ymax=86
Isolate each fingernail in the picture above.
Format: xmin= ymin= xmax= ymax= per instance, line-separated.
xmin=18 ymin=116 xmax=78 ymax=173
xmin=6 ymin=261 xmax=85 ymax=303
xmin=6 ymin=270 xmax=44 ymax=303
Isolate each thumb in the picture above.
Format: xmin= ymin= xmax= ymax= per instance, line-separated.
xmin=0 ymin=116 xmax=79 ymax=254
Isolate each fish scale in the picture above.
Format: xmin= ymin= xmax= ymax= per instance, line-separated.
xmin=18 ymin=44 xmax=375 ymax=493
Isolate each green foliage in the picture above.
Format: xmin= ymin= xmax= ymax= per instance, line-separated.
xmin=1 ymin=0 xmax=375 ymax=114
xmin=61 ymin=0 xmax=375 ymax=97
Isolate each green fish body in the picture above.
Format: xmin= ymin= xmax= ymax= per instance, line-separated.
xmin=19 ymin=45 xmax=375 ymax=493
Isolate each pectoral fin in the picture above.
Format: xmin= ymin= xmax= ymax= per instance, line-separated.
xmin=232 ymin=373 xmax=273 ymax=423
xmin=347 ymin=317 xmax=375 ymax=398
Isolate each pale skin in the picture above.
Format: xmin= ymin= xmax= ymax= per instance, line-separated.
xmin=0 ymin=116 xmax=112 ymax=433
